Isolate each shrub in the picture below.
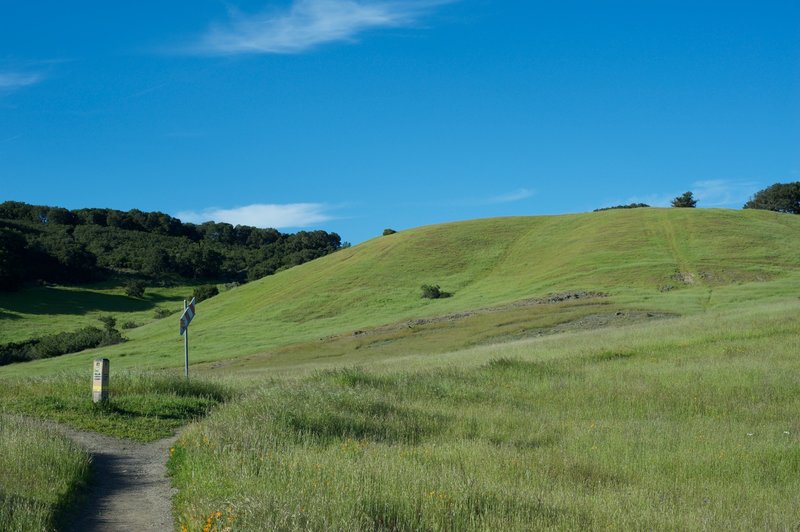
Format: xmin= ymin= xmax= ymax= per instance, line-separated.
xmin=193 ymin=284 xmax=219 ymax=303
xmin=382 ymin=228 xmax=397 ymax=236
xmin=154 ymin=308 xmax=174 ymax=319
xmin=97 ymin=315 xmax=116 ymax=330
xmin=420 ymin=284 xmax=452 ymax=299
xmin=121 ymin=321 xmax=139 ymax=330
xmin=0 ymin=325 xmax=125 ymax=366
xmin=124 ymin=280 xmax=145 ymax=298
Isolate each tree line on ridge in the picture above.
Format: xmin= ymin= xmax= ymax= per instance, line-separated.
xmin=0 ymin=201 xmax=344 ymax=292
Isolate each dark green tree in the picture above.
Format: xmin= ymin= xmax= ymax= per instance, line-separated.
xmin=743 ymin=182 xmax=800 ymax=214
xmin=671 ymin=191 xmax=697 ymax=208
xmin=0 ymin=228 xmax=27 ymax=291
xmin=125 ymin=280 xmax=146 ymax=298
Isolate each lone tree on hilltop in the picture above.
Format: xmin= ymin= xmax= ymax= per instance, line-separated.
xmin=671 ymin=191 xmax=697 ymax=208
xmin=743 ymin=182 xmax=800 ymax=214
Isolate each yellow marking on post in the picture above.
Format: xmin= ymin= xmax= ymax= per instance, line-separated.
xmin=92 ymin=358 xmax=110 ymax=403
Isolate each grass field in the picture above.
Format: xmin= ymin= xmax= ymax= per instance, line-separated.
xmin=170 ymin=298 xmax=800 ymax=530
xmin=1 ymin=208 xmax=799 ymax=530
xmin=0 ymin=280 xmax=203 ymax=344
xmin=0 ymin=415 xmax=90 ymax=531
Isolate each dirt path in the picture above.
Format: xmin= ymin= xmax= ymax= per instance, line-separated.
xmin=50 ymin=424 xmax=177 ymax=532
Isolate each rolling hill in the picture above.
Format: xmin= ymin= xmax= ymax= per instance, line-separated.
xmin=1 ymin=207 xmax=799 ymax=377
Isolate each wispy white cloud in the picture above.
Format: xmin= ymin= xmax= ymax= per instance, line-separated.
xmin=620 ymin=179 xmax=762 ymax=209
xmin=175 ymin=203 xmax=334 ymax=228
xmin=487 ymin=188 xmax=534 ymax=204
xmin=189 ymin=0 xmax=453 ymax=55
xmin=0 ymin=134 xmax=23 ymax=144
xmin=619 ymin=193 xmax=673 ymax=208
xmin=691 ymin=179 xmax=760 ymax=207
xmin=0 ymin=71 xmax=44 ymax=92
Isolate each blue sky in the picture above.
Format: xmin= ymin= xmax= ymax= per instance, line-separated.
xmin=1 ymin=1 xmax=798 ymax=243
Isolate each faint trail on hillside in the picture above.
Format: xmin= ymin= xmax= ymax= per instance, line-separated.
xmin=48 ymin=423 xmax=177 ymax=532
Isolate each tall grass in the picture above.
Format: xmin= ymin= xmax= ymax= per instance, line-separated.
xmin=0 ymin=415 xmax=90 ymax=531
xmin=169 ymin=301 xmax=800 ymax=530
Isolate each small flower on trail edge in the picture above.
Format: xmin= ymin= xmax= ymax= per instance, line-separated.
xmin=747 ymin=433 xmax=754 ymax=437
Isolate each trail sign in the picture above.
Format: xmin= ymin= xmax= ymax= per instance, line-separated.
xmin=179 ymin=297 xmax=196 ymax=336
xmin=179 ymin=297 xmax=196 ymax=379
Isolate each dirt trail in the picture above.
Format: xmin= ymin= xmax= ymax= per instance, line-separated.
xmin=50 ymin=424 xmax=177 ymax=532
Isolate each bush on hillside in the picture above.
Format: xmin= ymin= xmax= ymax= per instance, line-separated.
xmin=193 ymin=284 xmax=219 ymax=303
xmin=154 ymin=308 xmax=175 ymax=319
xmin=383 ymin=228 xmax=397 ymax=236
xmin=420 ymin=284 xmax=452 ymax=299
xmin=97 ymin=315 xmax=117 ymax=331
xmin=743 ymin=182 xmax=800 ymax=214
xmin=0 ymin=324 xmax=125 ymax=366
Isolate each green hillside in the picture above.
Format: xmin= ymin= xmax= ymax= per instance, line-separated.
xmin=2 ymin=207 xmax=799 ymax=377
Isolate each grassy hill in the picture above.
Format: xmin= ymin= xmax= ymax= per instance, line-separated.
xmin=1 ymin=207 xmax=798 ymax=377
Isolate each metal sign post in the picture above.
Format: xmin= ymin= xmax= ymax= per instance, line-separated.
xmin=180 ymin=297 xmax=196 ymax=379
xmin=183 ymin=300 xmax=189 ymax=378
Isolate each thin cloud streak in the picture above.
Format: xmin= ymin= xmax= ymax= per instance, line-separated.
xmin=190 ymin=0 xmax=454 ymax=55
xmin=0 ymin=72 xmax=44 ymax=91
xmin=621 ymin=179 xmax=762 ymax=209
xmin=175 ymin=203 xmax=335 ymax=228
xmin=691 ymin=179 xmax=760 ymax=207
xmin=0 ymin=134 xmax=23 ymax=144
xmin=488 ymin=188 xmax=534 ymax=204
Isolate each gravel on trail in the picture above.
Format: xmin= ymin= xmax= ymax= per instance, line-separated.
xmin=51 ymin=424 xmax=178 ymax=532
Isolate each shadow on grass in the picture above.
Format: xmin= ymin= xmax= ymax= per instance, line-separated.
xmin=0 ymin=287 xmax=176 ymax=316
xmin=0 ymin=310 xmax=21 ymax=320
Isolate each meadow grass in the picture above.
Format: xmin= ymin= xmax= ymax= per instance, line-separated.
xmin=0 ymin=415 xmax=90 ymax=531
xmin=169 ymin=298 xmax=800 ymax=530
xmin=0 ymin=372 xmax=233 ymax=441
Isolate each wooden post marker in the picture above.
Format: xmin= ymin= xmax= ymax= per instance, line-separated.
xmin=92 ymin=358 xmax=109 ymax=403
